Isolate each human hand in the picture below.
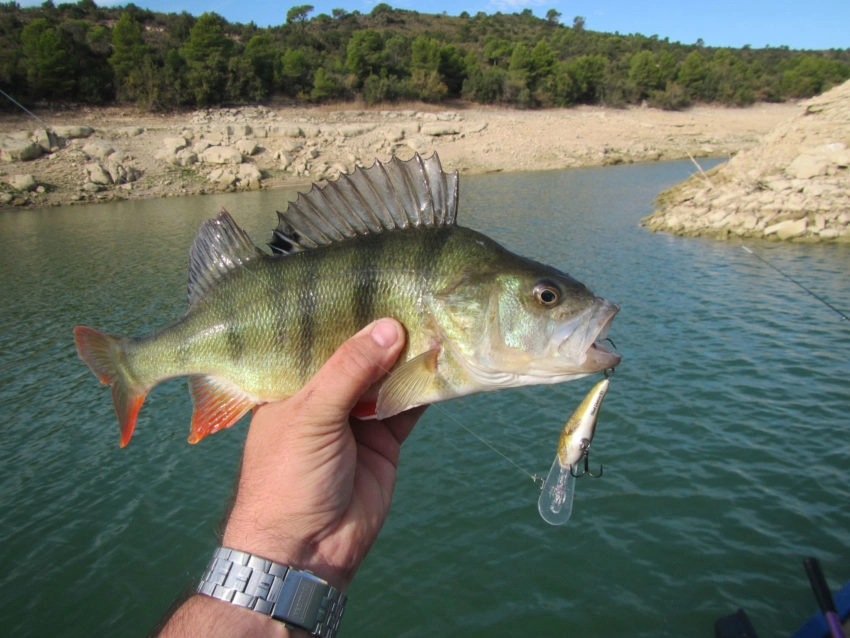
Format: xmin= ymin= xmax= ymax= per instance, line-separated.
xmin=221 ymin=317 xmax=426 ymax=590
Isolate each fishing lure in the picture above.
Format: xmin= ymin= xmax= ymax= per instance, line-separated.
xmin=538 ymin=375 xmax=610 ymax=525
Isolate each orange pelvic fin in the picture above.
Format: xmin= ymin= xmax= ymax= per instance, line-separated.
xmin=188 ymin=375 xmax=255 ymax=443
xmin=74 ymin=325 xmax=148 ymax=447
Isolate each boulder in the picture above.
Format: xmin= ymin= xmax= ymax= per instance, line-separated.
xmin=764 ymin=218 xmax=808 ymax=240
xmin=53 ymin=125 xmax=94 ymax=139
xmin=0 ymin=137 xmax=43 ymax=162
xmin=267 ymin=124 xmax=304 ymax=138
xmin=33 ymin=129 xmax=63 ymax=153
xmin=234 ymin=139 xmax=259 ymax=156
xmin=162 ymin=136 xmax=189 ymax=155
xmin=208 ymin=167 xmax=237 ymax=188
xmin=335 ymin=124 xmax=377 ymax=138
xmin=200 ymin=146 xmax=244 ymax=165
xmin=175 ymin=149 xmax=198 ymax=167
xmin=105 ymin=158 xmax=142 ymax=184
xmin=82 ymin=140 xmax=115 ymax=161
xmin=116 ymin=126 xmax=144 ymax=137
xmin=786 ymin=154 xmax=828 ymax=180
xmin=8 ymin=174 xmax=37 ymax=192
xmin=237 ymin=163 xmax=262 ymax=190
xmin=206 ymin=162 xmax=263 ymax=190
xmin=84 ymin=162 xmax=113 ymax=185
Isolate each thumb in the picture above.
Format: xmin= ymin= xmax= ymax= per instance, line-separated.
xmin=299 ymin=318 xmax=406 ymax=419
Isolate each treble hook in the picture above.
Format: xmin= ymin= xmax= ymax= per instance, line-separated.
xmin=569 ymin=439 xmax=603 ymax=478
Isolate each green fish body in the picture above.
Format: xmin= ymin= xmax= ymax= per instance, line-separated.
xmin=75 ymin=154 xmax=620 ymax=446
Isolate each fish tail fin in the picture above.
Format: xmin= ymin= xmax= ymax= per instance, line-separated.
xmin=74 ymin=325 xmax=147 ymax=447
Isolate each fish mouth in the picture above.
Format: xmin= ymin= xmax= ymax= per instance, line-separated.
xmin=556 ymin=298 xmax=621 ymax=372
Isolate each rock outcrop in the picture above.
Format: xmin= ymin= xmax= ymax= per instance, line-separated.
xmin=643 ymin=80 xmax=850 ymax=242
xmin=0 ymin=101 xmax=798 ymax=209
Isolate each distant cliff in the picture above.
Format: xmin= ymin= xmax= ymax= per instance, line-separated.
xmin=643 ymin=80 xmax=850 ymax=242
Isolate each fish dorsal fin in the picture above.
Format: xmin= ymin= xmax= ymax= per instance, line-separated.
xmin=188 ymin=208 xmax=264 ymax=306
xmin=270 ymin=152 xmax=459 ymax=255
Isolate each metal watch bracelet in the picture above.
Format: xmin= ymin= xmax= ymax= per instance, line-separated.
xmin=196 ymin=547 xmax=346 ymax=637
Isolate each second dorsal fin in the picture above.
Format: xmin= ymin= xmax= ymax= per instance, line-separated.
xmin=270 ymin=152 xmax=459 ymax=255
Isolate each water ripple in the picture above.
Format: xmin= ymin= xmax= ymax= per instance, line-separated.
xmin=2 ymin=162 xmax=848 ymax=637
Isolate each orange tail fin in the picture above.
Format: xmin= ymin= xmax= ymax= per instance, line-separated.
xmin=74 ymin=326 xmax=147 ymax=447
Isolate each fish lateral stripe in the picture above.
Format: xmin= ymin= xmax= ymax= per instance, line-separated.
xmin=296 ymin=254 xmax=320 ymax=387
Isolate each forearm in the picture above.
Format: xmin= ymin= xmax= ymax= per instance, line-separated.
xmin=158 ymin=593 xmax=304 ymax=638
xmin=156 ymin=320 xmax=418 ymax=637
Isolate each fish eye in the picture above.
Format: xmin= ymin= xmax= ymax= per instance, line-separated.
xmin=533 ymin=281 xmax=560 ymax=307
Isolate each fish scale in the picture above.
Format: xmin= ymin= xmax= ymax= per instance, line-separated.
xmin=74 ymin=153 xmax=620 ymax=447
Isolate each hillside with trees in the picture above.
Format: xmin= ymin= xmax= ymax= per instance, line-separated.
xmin=1 ymin=0 xmax=848 ymax=111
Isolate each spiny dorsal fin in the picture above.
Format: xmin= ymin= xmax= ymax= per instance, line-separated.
xmin=270 ymin=152 xmax=459 ymax=255
xmin=188 ymin=208 xmax=264 ymax=306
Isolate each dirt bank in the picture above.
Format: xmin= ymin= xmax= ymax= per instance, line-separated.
xmin=0 ymin=101 xmax=799 ymax=209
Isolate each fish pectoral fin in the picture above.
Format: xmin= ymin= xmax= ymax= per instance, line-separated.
xmin=188 ymin=376 xmax=255 ymax=443
xmin=376 ymin=348 xmax=441 ymax=419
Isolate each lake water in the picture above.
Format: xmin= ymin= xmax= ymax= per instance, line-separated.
xmin=1 ymin=160 xmax=848 ymax=637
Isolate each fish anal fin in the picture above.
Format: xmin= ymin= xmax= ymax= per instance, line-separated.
xmin=188 ymin=376 xmax=255 ymax=443
xmin=376 ymin=348 xmax=441 ymax=419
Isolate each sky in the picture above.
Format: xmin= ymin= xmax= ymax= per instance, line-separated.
xmin=28 ymin=0 xmax=850 ymax=50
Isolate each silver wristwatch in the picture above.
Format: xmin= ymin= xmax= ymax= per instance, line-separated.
xmin=196 ymin=547 xmax=346 ymax=637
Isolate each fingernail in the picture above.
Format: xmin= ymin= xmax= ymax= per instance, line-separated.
xmin=370 ymin=319 xmax=400 ymax=348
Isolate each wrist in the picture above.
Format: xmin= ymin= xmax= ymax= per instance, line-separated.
xmin=222 ymin=517 xmax=352 ymax=591
xmin=160 ymin=594 xmax=296 ymax=637
xmin=194 ymin=547 xmax=346 ymax=638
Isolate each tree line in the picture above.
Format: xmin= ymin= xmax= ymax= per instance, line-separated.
xmin=2 ymin=0 xmax=849 ymax=112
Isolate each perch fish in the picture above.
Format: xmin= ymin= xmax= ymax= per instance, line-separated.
xmin=74 ymin=153 xmax=621 ymax=446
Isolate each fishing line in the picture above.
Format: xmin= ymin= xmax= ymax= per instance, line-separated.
xmin=0 ymin=87 xmax=52 ymax=130
xmin=372 ymin=370 xmax=551 ymax=487
xmin=440 ymin=407 xmax=541 ymax=485
xmin=742 ymin=245 xmax=850 ymax=322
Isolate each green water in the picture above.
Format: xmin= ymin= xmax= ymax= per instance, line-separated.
xmin=1 ymin=160 xmax=848 ymax=637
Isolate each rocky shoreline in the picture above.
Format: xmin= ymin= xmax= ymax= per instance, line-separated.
xmin=1 ymin=100 xmax=798 ymax=211
xmin=643 ymin=80 xmax=850 ymax=243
